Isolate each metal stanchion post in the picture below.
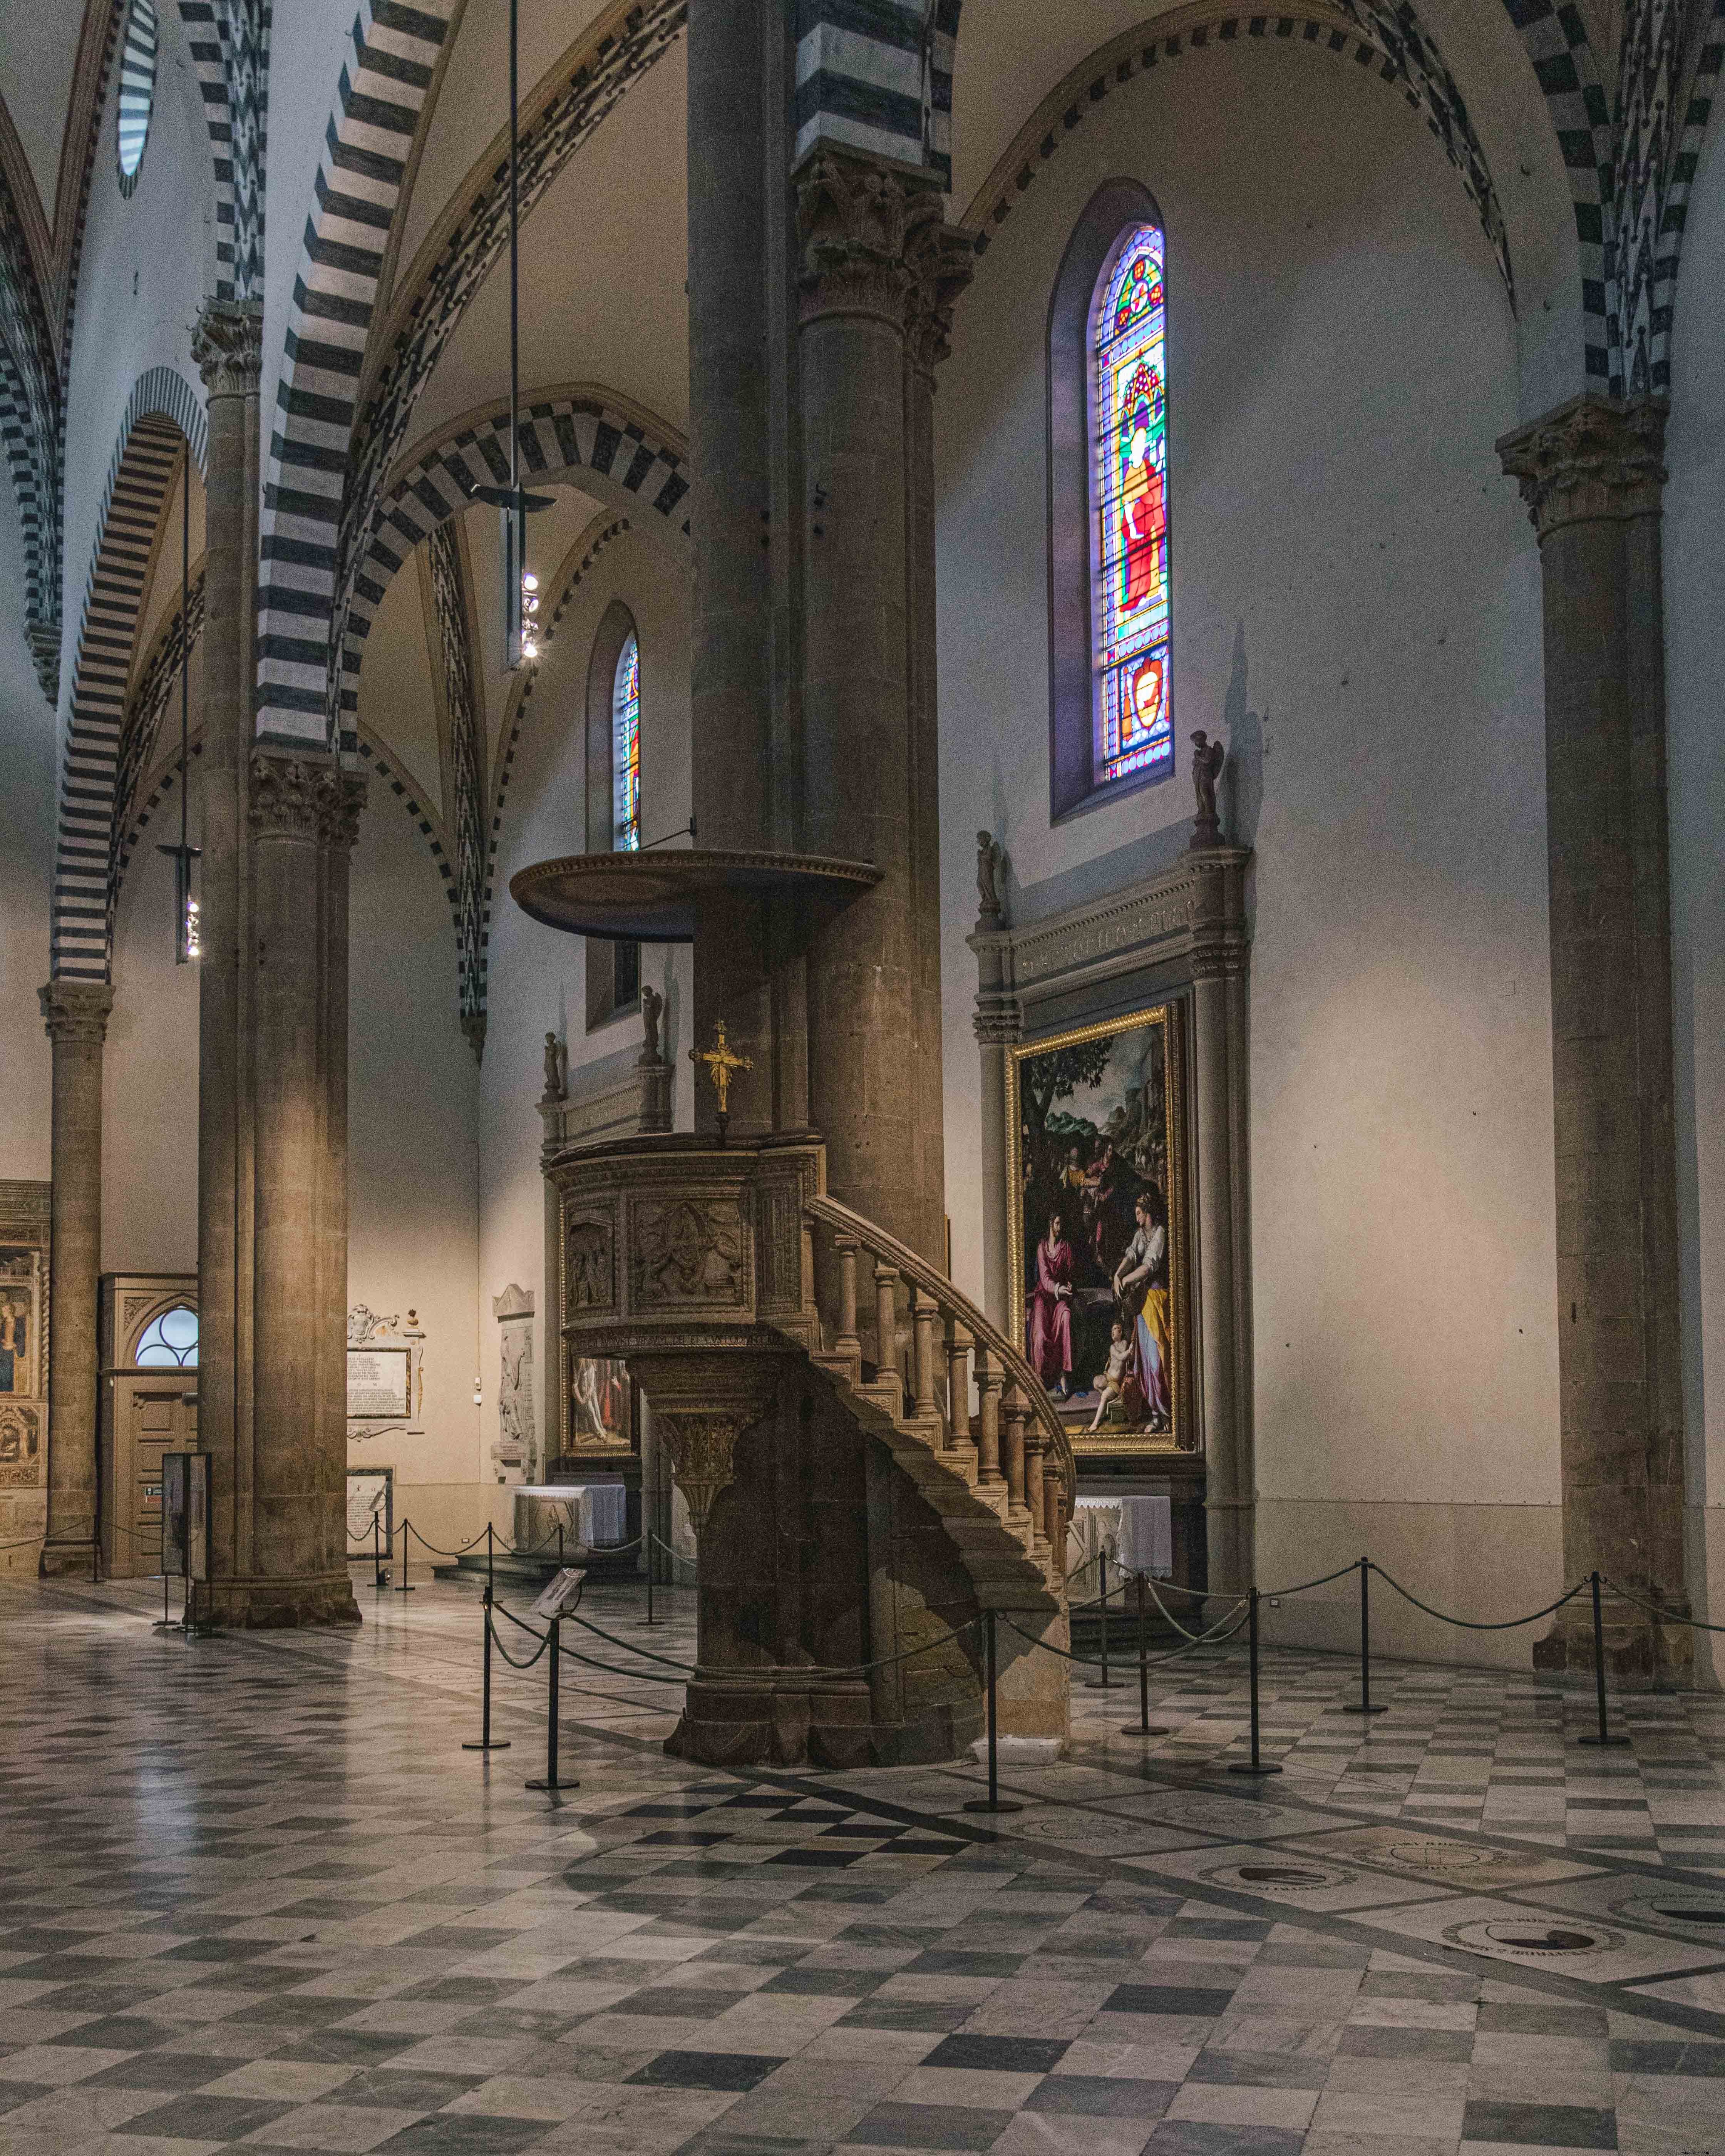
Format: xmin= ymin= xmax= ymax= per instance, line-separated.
xmin=462 ymin=1586 xmax=511 ymax=1753
xmin=1579 ymin=1572 xmax=1627 ymax=1748
xmin=1120 ymin=1571 xmax=1171 ymax=1737
xmin=1085 ymin=1550 xmax=1115 ymax=1689
xmin=963 ymin=1610 xmax=1022 ymax=1815
xmin=526 ymin=1617 xmax=576 ymax=1791
xmin=1343 ymin=1558 xmax=1385 ymax=1715
xmin=395 ymin=1521 xmax=415 ymax=1595
xmin=643 ymin=1533 xmax=657 ymax=1626
xmin=372 ymin=1512 xmax=386 ymax=1590
xmin=1228 ymin=1587 xmax=1281 ymax=1776
xmin=557 ymin=1522 xmax=564 ymax=1568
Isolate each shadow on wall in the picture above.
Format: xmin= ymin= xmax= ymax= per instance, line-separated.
xmin=1223 ymin=619 xmax=1266 ymax=854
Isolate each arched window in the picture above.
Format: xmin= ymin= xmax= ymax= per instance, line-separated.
xmin=116 ymin=0 xmax=159 ymax=196
xmin=1048 ymin=184 xmax=1174 ymax=820
xmin=136 ymin=1306 xmax=198 ymax=1368
xmin=612 ymin=632 xmax=641 ymax=852
xmin=1090 ymin=224 xmax=1172 ymax=787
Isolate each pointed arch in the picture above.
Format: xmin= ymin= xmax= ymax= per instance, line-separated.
xmin=338 ymin=385 xmax=687 ymax=718
xmin=52 ymin=365 xmax=206 ymax=983
xmin=176 ymin=1 xmax=272 ymax=301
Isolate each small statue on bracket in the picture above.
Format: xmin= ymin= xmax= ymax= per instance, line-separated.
xmin=1189 ymin=730 xmax=1226 ymax=849
xmin=975 ymin=829 xmax=1005 ymax=923
xmin=542 ymin=1030 xmax=567 ymax=1102
xmin=639 ymin=983 xmax=664 ymax=1066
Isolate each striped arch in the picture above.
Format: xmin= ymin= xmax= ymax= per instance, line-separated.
xmin=52 ymin=366 xmax=207 ymax=983
xmin=258 ymin=0 xmax=683 ymax=747
xmin=176 ymin=2 xmax=273 ymax=301
xmin=112 ymin=559 xmax=205 ymax=904
xmin=794 ymin=0 xmax=957 ymax=181
xmin=338 ymin=388 xmax=688 ymax=716
xmin=960 ymin=6 xmax=1515 ymax=301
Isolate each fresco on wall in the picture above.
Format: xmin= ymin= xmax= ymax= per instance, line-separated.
xmin=0 ymin=1262 xmax=37 ymax=1398
xmin=1007 ymin=1004 xmax=1188 ymax=1453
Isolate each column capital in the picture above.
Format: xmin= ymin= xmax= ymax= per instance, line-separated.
xmin=1496 ymin=393 xmax=1667 ymax=541
xmin=796 ymin=152 xmax=938 ymax=331
xmin=38 ymin=979 xmax=114 ymax=1045
xmin=904 ymin=210 xmax=978 ymax=378
xmin=191 ymin=297 xmax=264 ymax=397
xmin=249 ymin=752 xmax=365 ymax=849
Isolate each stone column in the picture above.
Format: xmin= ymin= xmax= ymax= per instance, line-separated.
xmin=968 ymin=898 xmax=1018 ymax=1329
xmin=1498 ymin=393 xmax=1689 ymax=1683
xmin=1190 ymin=849 xmax=1254 ymax=1595
xmin=798 ymin=153 xmax=946 ymax=1263
xmin=193 ymin=298 xmax=262 ymax=1599
xmin=36 ymin=981 xmax=114 ymax=1577
xmin=903 ymin=215 xmax=975 ymax=1267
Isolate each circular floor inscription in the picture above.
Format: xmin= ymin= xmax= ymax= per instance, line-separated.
xmin=1442 ymin=1915 xmax=1621 ymax=1962
xmin=1614 ymin=1890 xmax=1725 ymax=1939
xmin=1199 ymin=1858 xmax=1355 ymax=1893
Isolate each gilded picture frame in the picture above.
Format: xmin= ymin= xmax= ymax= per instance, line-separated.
xmin=1006 ymin=1001 xmax=1192 ymax=1457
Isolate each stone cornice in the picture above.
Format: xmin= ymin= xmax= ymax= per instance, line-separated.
xmin=970 ymin=847 xmax=1251 ymax=1038
xmin=39 ymin=979 xmax=114 ymax=1044
xmin=191 ymin=298 xmax=264 ymax=398
xmin=1496 ymin=393 xmax=1668 ymax=541
xmin=797 ymin=153 xmax=940 ymax=331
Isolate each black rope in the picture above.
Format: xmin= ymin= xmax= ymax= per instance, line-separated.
xmin=1368 ymin=1565 xmax=1589 ymax=1632
xmin=486 ymin=1607 xmax=548 ymax=1670
xmin=1603 ymin=1575 xmax=1725 ymax=1636
xmin=402 ymin=1520 xmax=491 ymax=1558
xmin=562 ymin=1609 xmax=698 ymax=1670
xmin=1257 ymin=1560 xmax=1360 ymax=1599
xmin=1001 ymin=1602 xmax=1248 ymax=1671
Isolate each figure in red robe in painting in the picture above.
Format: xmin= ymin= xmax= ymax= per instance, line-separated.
xmin=1026 ymin=1211 xmax=1077 ymax=1399
xmin=1118 ymin=415 xmax=1166 ymax=616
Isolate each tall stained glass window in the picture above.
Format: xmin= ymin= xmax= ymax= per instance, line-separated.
xmin=612 ymin=633 xmax=641 ymax=852
xmin=1090 ymin=224 xmax=1172 ymax=786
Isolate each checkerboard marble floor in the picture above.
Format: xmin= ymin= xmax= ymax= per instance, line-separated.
xmin=2 ymin=1573 xmax=1723 ymax=2156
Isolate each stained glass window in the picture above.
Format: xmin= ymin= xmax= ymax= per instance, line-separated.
xmin=612 ymin=633 xmax=641 ymax=852
xmin=1090 ymin=224 xmax=1172 ymax=786
xmin=116 ymin=0 xmax=159 ymax=196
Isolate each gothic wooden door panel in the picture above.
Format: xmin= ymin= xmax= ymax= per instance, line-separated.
xmin=113 ymin=1380 xmax=196 ymax=1577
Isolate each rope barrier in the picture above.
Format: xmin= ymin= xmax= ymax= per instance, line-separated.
xmin=561 ymin=1608 xmax=699 ymax=1670
xmin=1257 ymin=1560 xmax=1361 ymax=1600
xmin=1002 ymin=1601 xmax=1248 ymax=1672
xmin=1603 ymin=1575 xmax=1725 ymax=1636
xmin=1368 ymin=1565 xmax=1589 ymax=1632
xmin=485 ymin=1606 xmax=549 ymax=1671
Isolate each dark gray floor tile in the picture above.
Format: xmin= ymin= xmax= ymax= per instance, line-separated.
xmin=1185 ymin=2049 xmax=1330 ymax=2089
xmin=627 ymin=2050 xmax=788 ymax=2092
xmin=1105 ymin=1984 xmax=1235 ymax=2018
xmin=1460 ymin=2099 xmax=1618 ymax=2148
xmin=1026 ymin=2074 xmax=1176 ymax=2117
xmin=923 ymin=2034 xmax=1068 ymax=2073
xmin=111 ymin=2091 xmax=298 ymax=2139
xmin=847 ymin=2099 xmax=1017 ymax=2149
xmin=1145 ymin=2125 xmax=1303 ymax=2156
xmin=369 ymin=2116 xmax=554 ymax=2153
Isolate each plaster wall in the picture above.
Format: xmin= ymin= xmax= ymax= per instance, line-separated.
xmin=935 ymin=43 xmax=1559 ymax=1663
xmin=478 ymin=524 xmax=692 ymax=1489
xmin=1665 ymin=114 xmax=1725 ymax=1687
xmin=346 ymin=778 xmax=482 ymax=1530
xmin=59 ymin=8 xmax=211 ymax=701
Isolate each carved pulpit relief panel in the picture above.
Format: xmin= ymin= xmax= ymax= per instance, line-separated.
xmin=492 ymin=1284 xmax=537 ymax=1486
xmin=347 ymin=1305 xmax=426 ymax=1444
xmin=563 ymin=1199 xmax=617 ymax=1317
xmin=630 ymin=1197 xmax=749 ymax=1311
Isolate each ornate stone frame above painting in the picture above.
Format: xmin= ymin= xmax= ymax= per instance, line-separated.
xmin=1007 ymin=1005 xmax=1191 ymax=1459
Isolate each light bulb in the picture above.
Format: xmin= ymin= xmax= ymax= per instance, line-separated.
xmin=522 ymin=571 xmax=538 ymax=592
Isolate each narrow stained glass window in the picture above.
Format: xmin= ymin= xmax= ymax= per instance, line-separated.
xmin=1090 ymin=224 xmax=1172 ymax=786
xmin=116 ymin=0 xmax=159 ymax=195
xmin=612 ymin=633 xmax=641 ymax=852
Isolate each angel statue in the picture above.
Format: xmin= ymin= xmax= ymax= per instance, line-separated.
xmin=1190 ymin=730 xmax=1226 ymax=847
xmin=542 ymin=1031 xmax=566 ymax=1101
xmin=639 ymin=984 xmax=665 ymax=1065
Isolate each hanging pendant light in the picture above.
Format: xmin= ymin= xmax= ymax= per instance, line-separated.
xmin=469 ymin=0 xmax=552 ymax=668
xmin=158 ymin=444 xmax=201 ymax=960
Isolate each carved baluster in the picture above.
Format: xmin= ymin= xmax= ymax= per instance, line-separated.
xmin=943 ymin=1319 xmax=972 ymax=1452
xmin=873 ymin=1261 xmax=901 ymax=1399
xmin=1002 ymin=1386 xmax=1028 ymax=1520
xmin=835 ymin=1237 xmax=861 ymax=1363
xmin=910 ymin=1287 xmax=940 ymax=1423
xmin=975 ymin=1349 xmax=1003 ymax=1486
xmin=1050 ymin=1486 xmax=1069 ymax=1579
xmin=1024 ymin=1420 xmax=1045 ymax=1547
xmin=801 ymin=1213 xmax=816 ymax=1318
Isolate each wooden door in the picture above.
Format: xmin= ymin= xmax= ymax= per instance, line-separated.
xmin=112 ymin=1379 xmax=198 ymax=1577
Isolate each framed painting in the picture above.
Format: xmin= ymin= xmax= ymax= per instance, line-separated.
xmin=1006 ymin=1002 xmax=1191 ymax=1456
xmin=569 ymin=1354 xmax=633 ymax=1455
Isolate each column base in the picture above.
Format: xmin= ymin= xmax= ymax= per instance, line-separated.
xmin=663 ymin=1669 xmax=986 ymax=1769
xmin=1532 ymin=1597 xmax=1694 ymax=1689
xmin=199 ymin=1570 xmax=362 ymax=1629
xmin=39 ymin=1537 xmax=98 ymax=1580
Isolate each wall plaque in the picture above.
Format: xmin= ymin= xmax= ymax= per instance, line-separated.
xmin=347 ymin=1347 xmax=411 ymax=1420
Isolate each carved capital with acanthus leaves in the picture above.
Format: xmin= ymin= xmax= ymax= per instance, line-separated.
xmin=191 ymin=298 xmax=264 ymax=398
xmin=249 ymin=753 xmax=365 ymax=849
xmin=1496 ymin=393 xmax=1667 ymax=542
xmin=797 ymin=152 xmax=939 ymax=330
xmin=39 ymin=979 xmax=115 ymax=1047
xmin=625 ymin=1351 xmax=784 ymax=1543
xmin=904 ymin=209 xmax=978 ymax=377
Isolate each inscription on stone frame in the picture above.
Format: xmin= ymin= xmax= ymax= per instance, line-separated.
xmin=347 ymin=1348 xmax=410 ymax=1420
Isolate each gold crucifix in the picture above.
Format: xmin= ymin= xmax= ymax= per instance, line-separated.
xmin=690 ymin=1019 xmax=752 ymax=1138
